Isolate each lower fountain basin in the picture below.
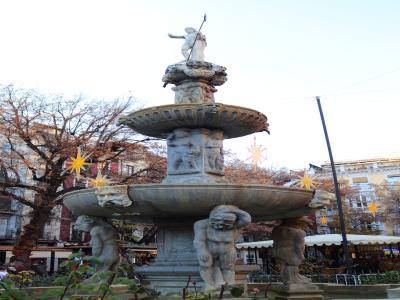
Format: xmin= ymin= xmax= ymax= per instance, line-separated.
xmin=63 ymin=184 xmax=317 ymax=221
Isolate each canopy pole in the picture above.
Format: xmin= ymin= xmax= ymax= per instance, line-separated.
xmin=315 ymin=96 xmax=351 ymax=273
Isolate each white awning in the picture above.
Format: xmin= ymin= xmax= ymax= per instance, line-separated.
xmin=236 ymin=234 xmax=400 ymax=249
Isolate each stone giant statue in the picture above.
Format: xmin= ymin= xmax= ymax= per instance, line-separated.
xmin=193 ymin=205 xmax=251 ymax=290
xmin=271 ymin=217 xmax=313 ymax=287
xmin=168 ymin=27 xmax=207 ymax=61
xmin=75 ymin=215 xmax=119 ymax=273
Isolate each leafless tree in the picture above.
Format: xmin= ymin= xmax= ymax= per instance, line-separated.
xmin=0 ymin=85 xmax=164 ymax=266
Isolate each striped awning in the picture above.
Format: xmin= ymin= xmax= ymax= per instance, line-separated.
xmin=236 ymin=234 xmax=400 ymax=249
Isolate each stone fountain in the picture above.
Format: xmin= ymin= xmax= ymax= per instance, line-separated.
xmin=64 ymin=26 xmax=328 ymax=297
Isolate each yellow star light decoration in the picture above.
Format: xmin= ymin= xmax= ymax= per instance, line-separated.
xmin=320 ymin=216 xmax=327 ymax=225
xmin=299 ymin=173 xmax=316 ymax=190
xmin=90 ymin=170 xmax=110 ymax=188
xmin=368 ymin=202 xmax=378 ymax=217
xmin=246 ymin=136 xmax=267 ymax=171
xmin=67 ymin=148 xmax=91 ymax=179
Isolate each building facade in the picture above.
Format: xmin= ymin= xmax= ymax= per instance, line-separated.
xmin=313 ymin=157 xmax=400 ymax=235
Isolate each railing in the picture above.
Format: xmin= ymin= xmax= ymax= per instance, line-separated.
xmin=247 ymin=270 xmax=370 ymax=286
xmin=248 ymin=272 xmax=280 ymax=283
xmin=358 ymin=271 xmax=400 ymax=285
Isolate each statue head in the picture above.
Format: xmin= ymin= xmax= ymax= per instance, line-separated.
xmin=282 ymin=216 xmax=313 ymax=230
xmin=209 ymin=206 xmax=238 ymax=230
xmin=95 ymin=185 xmax=132 ymax=208
xmin=74 ymin=215 xmax=101 ymax=232
xmin=210 ymin=130 xmax=224 ymax=141
xmin=185 ymin=27 xmax=197 ymax=34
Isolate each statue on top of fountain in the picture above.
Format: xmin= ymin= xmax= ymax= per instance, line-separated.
xmin=168 ymin=27 xmax=207 ymax=61
xmin=163 ymin=26 xmax=227 ymax=104
xmin=193 ymin=205 xmax=251 ymax=290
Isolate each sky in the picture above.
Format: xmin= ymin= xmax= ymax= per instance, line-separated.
xmin=0 ymin=0 xmax=399 ymax=170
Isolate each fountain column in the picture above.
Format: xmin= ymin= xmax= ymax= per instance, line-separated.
xmin=135 ymin=60 xmax=229 ymax=293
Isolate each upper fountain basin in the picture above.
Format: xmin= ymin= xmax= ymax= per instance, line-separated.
xmin=118 ymin=103 xmax=269 ymax=139
xmin=63 ymin=184 xmax=319 ymax=222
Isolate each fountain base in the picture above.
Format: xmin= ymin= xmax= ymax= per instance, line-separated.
xmin=273 ymin=284 xmax=324 ymax=300
xmin=136 ymin=218 xmax=205 ymax=294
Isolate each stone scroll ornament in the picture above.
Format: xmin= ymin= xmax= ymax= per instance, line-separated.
xmin=74 ymin=215 xmax=119 ymax=276
xmin=193 ymin=205 xmax=251 ymax=290
xmin=271 ymin=217 xmax=313 ymax=288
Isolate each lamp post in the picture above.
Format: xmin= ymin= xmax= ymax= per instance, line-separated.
xmin=315 ymin=96 xmax=351 ymax=272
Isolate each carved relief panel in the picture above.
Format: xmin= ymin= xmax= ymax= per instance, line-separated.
xmin=167 ymin=128 xmax=224 ymax=176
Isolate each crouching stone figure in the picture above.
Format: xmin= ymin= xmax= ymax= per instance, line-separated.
xmin=271 ymin=217 xmax=313 ymax=288
xmin=193 ymin=205 xmax=251 ymax=290
xmin=75 ymin=215 xmax=119 ymax=274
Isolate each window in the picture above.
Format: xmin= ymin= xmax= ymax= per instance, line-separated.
xmin=356 ymin=197 xmax=362 ymax=208
xmin=361 ymin=195 xmax=368 ymax=207
xmin=245 ymin=254 xmax=255 ymax=264
xmin=125 ymin=165 xmax=135 ymax=176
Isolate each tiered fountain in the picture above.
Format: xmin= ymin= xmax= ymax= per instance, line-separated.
xmin=64 ymin=26 xmax=327 ymax=297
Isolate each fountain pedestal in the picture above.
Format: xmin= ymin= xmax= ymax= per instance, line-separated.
xmin=273 ymin=284 xmax=324 ymax=300
xmin=136 ymin=218 xmax=204 ymax=293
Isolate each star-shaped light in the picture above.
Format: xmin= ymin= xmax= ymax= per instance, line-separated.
xmin=246 ymin=136 xmax=267 ymax=171
xmin=368 ymin=202 xmax=378 ymax=217
xmin=320 ymin=216 xmax=327 ymax=225
xmin=299 ymin=173 xmax=316 ymax=190
xmin=67 ymin=148 xmax=91 ymax=179
xmin=90 ymin=170 xmax=110 ymax=188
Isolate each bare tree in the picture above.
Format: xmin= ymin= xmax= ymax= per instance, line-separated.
xmin=0 ymin=85 xmax=163 ymax=267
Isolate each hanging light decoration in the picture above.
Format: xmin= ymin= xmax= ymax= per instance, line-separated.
xmin=368 ymin=202 xmax=378 ymax=217
xmin=246 ymin=136 xmax=267 ymax=171
xmin=66 ymin=147 xmax=91 ymax=179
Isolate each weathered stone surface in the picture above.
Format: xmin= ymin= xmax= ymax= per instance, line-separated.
xmin=272 ymin=217 xmax=313 ymax=288
xmin=193 ymin=205 xmax=251 ymax=290
xmin=388 ymin=286 xmax=400 ymax=298
xmin=162 ymin=61 xmax=227 ymax=86
xmin=172 ymin=81 xmax=217 ymax=104
xmin=168 ymin=27 xmax=207 ymax=61
xmin=164 ymin=128 xmax=224 ymax=183
xmin=118 ymin=103 xmax=269 ymax=139
xmin=74 ymin=216 xmax=119 ymax=274
xmin=273 ymin=284 xmax=324 ymax=300
xmin=234 ymin=259 xmax=260 ymax=292
xmin=64 ymin=184 xmax=316 ymax=220
xmin=135 ymin=218 xmax=204 ymax=294
xmin=95 ymin=185 xmax=132 ymax=209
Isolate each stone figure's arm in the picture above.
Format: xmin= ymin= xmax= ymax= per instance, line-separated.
xmin=235 ymin=209 xmax=251 ymax=228
xmin=168 ymin=33 xmax=185 ymax=39
xmin=90 ymin=227 xmax=104 ymax=258
xmin=292 ymin=231 xmax=305 ymax=262
xmin=193 ymin=220 xmax=212 ymax=266
xmin=223 ymin=206 xmax=251 ymax=228
xmin=193 ymin=220 xmax=208 ymax=249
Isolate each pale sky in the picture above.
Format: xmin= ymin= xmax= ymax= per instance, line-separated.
xmin=1 ymin=0 xmax=399 ymax=169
